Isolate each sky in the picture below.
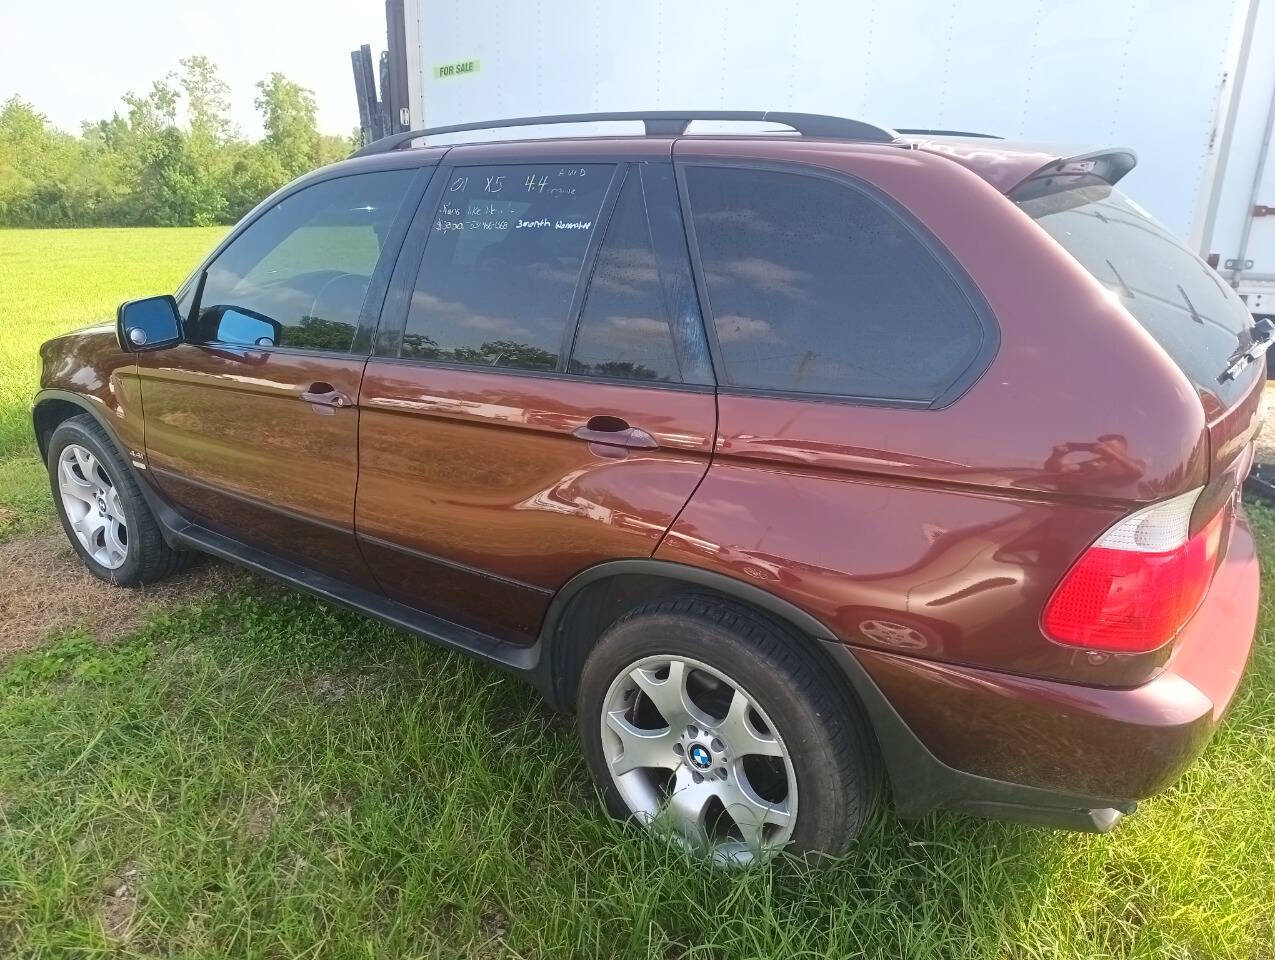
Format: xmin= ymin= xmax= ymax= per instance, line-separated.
xmin=0 ymin=0 xmax=387 ymax=138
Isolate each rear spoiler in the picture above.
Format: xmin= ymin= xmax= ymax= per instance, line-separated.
xmin=1008 ymin=148 xmax=1137 ymax=201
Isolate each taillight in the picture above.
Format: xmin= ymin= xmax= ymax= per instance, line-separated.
xmin=1042 ymin=488 xmax=1224 ymax=653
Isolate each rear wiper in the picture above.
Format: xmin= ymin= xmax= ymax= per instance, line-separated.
xmin=1219 ymin=317 xmax=1275 ymax=383
xmin=1177 ymin=284 xmax=1203 ymax=324
xmin=1106 ymin=259 xmax=1135 ymax=299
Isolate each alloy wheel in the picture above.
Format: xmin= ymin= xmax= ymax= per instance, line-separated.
xmin=600 ymin=655 xmax=798 ymax=865
xmin=57 ymin=443 xmax=128 ymax=569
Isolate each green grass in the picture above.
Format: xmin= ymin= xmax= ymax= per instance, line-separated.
xmin=0 ymin=227 xmax=1273 ymax=958
xmin=0 ymin=227 xmax=225 ymax=537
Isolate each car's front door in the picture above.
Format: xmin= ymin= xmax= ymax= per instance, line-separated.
xmin=355 ymin=148 xmax=718 ymax=642
xmin=137 ymin=165 xmax=430 ymax=586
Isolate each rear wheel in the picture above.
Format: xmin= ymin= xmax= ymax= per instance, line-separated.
xmin=577 ymin=595 xmax=880 ymax=866
xmin=46 ymin=415 xmax=186 ymax=586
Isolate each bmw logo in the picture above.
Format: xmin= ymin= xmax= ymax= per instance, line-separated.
xmin=688 ymin=743 xmax=712 ymax=770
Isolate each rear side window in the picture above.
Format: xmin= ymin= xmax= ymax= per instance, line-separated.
xmin=685 ymin=166 xmax=986 ymax=401
xmin=1020 ymin=185 xmax=1256 ymax=408
xmin=569 ymin=172 xmax=680 ymax=382
xmin=194 ymin=171 xmax=413 ymax=352
xmin=401 ymin=164 xmax=613 ymax=371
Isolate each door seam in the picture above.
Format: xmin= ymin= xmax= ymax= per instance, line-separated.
xmin=651 ymin=388 xmax=718 ymax=559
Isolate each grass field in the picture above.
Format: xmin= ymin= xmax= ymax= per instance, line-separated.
xmin=1 ymin=227 xmax=1274 ymax=959
xmin=0 ymin=228 xmax=227 ymax=537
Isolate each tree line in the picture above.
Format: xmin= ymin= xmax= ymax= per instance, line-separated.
xmin=0 ymin=57 xmax=355 ymax=228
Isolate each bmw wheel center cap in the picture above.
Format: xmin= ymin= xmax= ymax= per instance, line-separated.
xmin=688 ymin=743 xmax=712 ymax=770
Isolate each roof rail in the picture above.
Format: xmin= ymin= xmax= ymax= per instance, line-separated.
xmin=350 ymin=111 xmax=900 ymax=157
xmin=896 ymin=128 xmax=1002 ymax=139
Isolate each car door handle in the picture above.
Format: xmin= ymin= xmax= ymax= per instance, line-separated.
xmin=572 ymin=415 xmax=659 ymax=449
xmin=300 ymin=382 xmax=352 ymax=408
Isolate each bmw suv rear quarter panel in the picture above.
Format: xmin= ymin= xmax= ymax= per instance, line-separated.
xmin=660 ymin=138 xmax=1210 ymax=685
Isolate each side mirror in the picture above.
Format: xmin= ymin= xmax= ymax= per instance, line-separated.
xmin=117 ymin=295 xmax=182 ymax=352
xmin=203 ymin=305 xmax=282 ymax=348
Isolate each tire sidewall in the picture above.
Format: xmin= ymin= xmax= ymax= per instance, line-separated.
xmin=578 ymin=609 xmax=865 ymax=858
xmin=47 ymin=419 xmax=146 ymax=586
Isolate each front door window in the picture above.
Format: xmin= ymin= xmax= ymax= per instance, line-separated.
xmin=192 ymin=170 xmax=415 ymax=353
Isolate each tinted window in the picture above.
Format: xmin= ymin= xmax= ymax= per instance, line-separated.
xmin=686 ymin=166 xmax=984 ymax=400
xmin=192 ymin=171 xmax=412 ymax=352
xmin=401 ymin=164 xmax=613 ymax=371
xmin=570 ymin=172 xmax=679 ymax=382
xmin=1020 ymin=184 xmax=1256 ymax=407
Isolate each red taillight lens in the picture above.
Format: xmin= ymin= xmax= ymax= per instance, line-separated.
xmin=1042 ymin=490 xmax=1224 ymax=653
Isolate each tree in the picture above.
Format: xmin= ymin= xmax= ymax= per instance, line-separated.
xmin=454 ymin=340 xmax=558 ymax=370
xmin=113 ymin=76 xmax=225 ymax=226
xmin=255 ymin=73 xmax=320 ymax=181
xmin=218 ymin=141 xmax=285 ymax=222
xmin=0 ymin=98 xmax=90 ymax=225
xmin=121 ymin=75 xmax=180 ymax=137
xmin=0 ymin=61 xmax=348 ymax=227
xmin=290 ymin=315 xmax=357 ymax=350
xmin=179 ymin=55 xmax=232 ymax=146
xmin=177 ymin=57 xmax=234 ymax=225
xmin=317 ymin=133 xmax=354 ymax=167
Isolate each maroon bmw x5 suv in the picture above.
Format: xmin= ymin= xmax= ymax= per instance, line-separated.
xmin=34 ymin=112 xmax=1263 ymax=864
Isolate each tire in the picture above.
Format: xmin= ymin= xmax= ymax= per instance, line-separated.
xmin=46 ymin=415 xmax=187 ymax=586
xmin=577 ymin=595 xmax=880 ymax=865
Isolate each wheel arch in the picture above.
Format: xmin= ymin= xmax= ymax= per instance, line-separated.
xmin=32 ymin=391 xmax=121 ymax=462
xmin=540 ymin=558 xmax=871 ymax=719
xmin=541 ymin=559 xmax=896 ymax=816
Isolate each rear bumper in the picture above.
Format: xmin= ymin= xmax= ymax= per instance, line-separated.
xmin=827 ymin=508 xmax=1259 ymax=829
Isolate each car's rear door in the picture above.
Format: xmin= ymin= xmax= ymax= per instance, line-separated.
xmin=355 ymin=141 xmax=716 ymax=642
xmin=138 ymin=160 xmax=435 ymax=586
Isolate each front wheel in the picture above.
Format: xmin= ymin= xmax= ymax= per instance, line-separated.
xmin=46 ymin=415 xmax=186 ymax=586
xmin=577 ymin=596 xmax=880 ymax=866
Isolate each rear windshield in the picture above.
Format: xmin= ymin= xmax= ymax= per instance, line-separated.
xmin=1019 ymin=184 xmax=1257 ymax=409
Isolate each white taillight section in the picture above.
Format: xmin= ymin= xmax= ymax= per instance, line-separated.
xmin=1043 ymin=487 xmax=1224 ymax=653
xmin=1092 ymin=488 xmax=1202 ymax=553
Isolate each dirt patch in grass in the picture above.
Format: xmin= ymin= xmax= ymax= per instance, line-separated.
xmin=309 ymin=674 xmax=353 ymax=702
xmin=97 ymin=863 xmax=141 ymax=941
xmin=242 ymin=799 xmax=282 ymax=840
xmin=0 ymin=523 xmax=244 ymax=658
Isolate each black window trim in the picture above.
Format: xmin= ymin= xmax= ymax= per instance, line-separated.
xmin=374 ymin=156 xmax=455 ymax=359
xmin=556 ymin=164 xmax=626 ymax=373
xmin=563 ymin=163 xmax=712 ymax=387
xmin=179 ymin=160 xmax=436 ymax=359
xmin=377 ymin=156 xmax=718 ymax=394
xmin=674 ymin=156 xmax=1001 ymax=410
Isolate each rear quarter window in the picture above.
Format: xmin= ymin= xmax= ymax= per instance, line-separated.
xmin=684 ymin=165 xmax=990 ymax=403
xmin=1019 ymin=184 xmax=1257 ymax=409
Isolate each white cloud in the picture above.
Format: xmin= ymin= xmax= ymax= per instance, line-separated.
xmin=601 ymin=314 xmax=669 ymax=343
xmin=714 ymin=314 xmax=779 ymax=343
xmin=707 ymin=256 xmax=813 ymax=301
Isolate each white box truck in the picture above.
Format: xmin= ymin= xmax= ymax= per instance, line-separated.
xmin=370 ymin=0 xmax=1275 ymax=322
